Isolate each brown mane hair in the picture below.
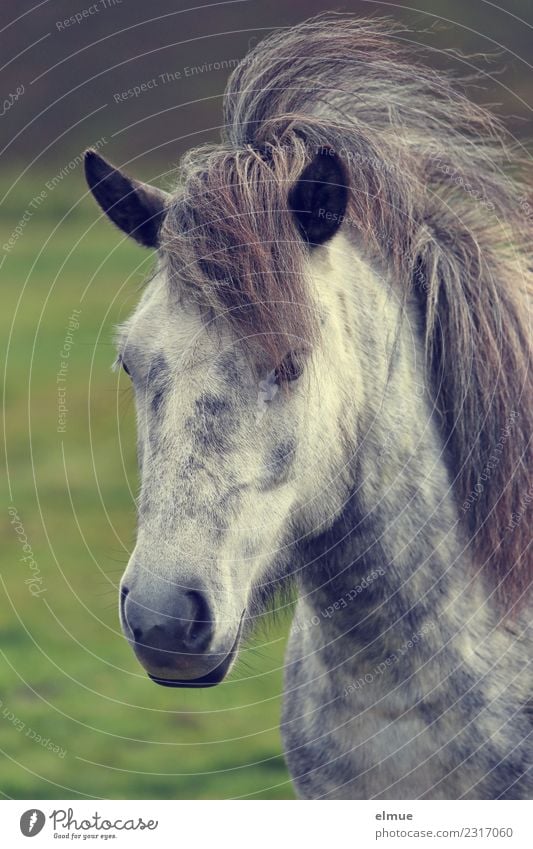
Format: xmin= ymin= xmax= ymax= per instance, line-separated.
xmin=161 ymin=14 xmax=532 ymax=613
xmin=162 ymin=136 xmax=317 ymax=366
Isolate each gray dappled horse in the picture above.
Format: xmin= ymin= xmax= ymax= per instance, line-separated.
xmin=85 ymin=16 xmax=532 ymax=799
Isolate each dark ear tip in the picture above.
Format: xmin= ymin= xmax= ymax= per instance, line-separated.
xmin=83 ymin=148 xmax=95 ymax=174
xmin=84 ymin=149 xmax=110 ymax=186
xmin=84 ymin=148 xmax=101 ymax=168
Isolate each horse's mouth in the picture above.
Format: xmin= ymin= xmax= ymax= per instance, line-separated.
xmin=147 ymin=615 xmax=244 ymax=689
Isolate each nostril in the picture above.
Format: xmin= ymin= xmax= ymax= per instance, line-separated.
xmin=123 ymin=586 xmax=214 ymax=658
xmin=186 ymin=590 xmax=212 ymax=648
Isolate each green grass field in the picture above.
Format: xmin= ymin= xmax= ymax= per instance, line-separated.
xmin=0 ymin=169 xmax=295 ymax=799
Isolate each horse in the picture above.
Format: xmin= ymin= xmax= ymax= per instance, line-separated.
xmin=84 ymin=15 xmax=532 ymax=799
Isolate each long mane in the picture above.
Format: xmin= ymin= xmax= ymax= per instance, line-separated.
xmin=162 ymin=14 xmax=532 ymax=614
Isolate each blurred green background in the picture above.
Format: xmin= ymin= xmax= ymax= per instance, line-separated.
xmin=1 ymin=0 xmax=531 ymax=799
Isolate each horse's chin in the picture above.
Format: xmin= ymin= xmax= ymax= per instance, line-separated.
xmin=146 ymin=615 xmax=243 ymax=689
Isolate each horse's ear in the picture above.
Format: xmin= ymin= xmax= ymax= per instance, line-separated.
xmin=84 ymin=150 xmax=170 ymax=248
xmin=289 ymin=149 xmax=348 ymax=245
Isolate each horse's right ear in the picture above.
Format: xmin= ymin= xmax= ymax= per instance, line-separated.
xmin=84 ymin=150 xmax=170 ymax=248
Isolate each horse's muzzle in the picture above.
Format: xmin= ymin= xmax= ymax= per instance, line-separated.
xmin=120 ymin=583 xmax=243 ymax=687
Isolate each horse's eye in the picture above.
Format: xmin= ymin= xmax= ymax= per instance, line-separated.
xmin=121 ymin=359 xmax=131 ymax=377
xmin=274 ymin=352 xmax=303 ymax=384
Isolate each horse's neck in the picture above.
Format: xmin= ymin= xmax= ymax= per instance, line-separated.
xmin=287 ymin=357 xmax=527 ymax=800
xmin=297 ymin=257 xmax=493 ymax=655
xmin=296 ymin=430 xmax=484 ymax=657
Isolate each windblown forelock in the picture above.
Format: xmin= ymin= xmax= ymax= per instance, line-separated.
xmin=160 ymin=135 xmax=318 ymax=368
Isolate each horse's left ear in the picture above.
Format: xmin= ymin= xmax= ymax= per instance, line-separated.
xmin=84 ymin=150 xmax=170 ymax=248
xmin=289 ymin=149 xmax=348 ymax=245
